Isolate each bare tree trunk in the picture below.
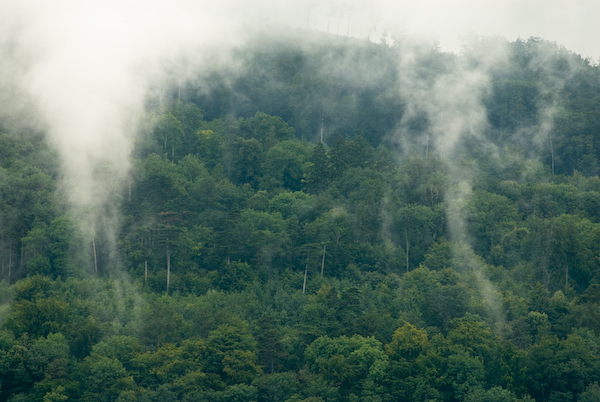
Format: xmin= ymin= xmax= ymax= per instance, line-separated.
xmin=321 ymin=245 xmax=326 ymax=276
xmin=145 ymin=260 xmax=148 ymax=282
xmin=303 ymin=252 xmax=309 ymax=294
xmin=128 ymin=179 xmax=131 ymax=202
xmin=92 ymin=236 xmax=98 ymax=273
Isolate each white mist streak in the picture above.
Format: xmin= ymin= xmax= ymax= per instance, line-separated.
xmin=0 ymin=0 xmax=266 ymax=273
xmin=391 ymin=36 xmax=510 ymax=328
xmin=2 ymin=1 xmax=250 ymax=209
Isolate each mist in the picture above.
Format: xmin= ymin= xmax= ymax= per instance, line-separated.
xmin=0 ymin=0 xmax=255 ymax=270
xmin=2 ymin=2 xmax=600 ymax=400
xmin=0 ymin=0 xmax=597 ymax=277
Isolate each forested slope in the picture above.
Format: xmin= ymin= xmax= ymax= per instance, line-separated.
xmin=1 ymin=33 xmax=600 ymax=402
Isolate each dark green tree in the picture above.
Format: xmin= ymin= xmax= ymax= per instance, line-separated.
xmin=233 ymin=138 xmax=264 ymax=188
xmin=256 ymin=314 xmax=286 ymax=374
xmin=306 ymin=141 xmax=329 ymax=193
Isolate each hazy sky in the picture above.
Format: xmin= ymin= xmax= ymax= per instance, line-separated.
xmin=305 ymin=0 xmax=600 ymax=60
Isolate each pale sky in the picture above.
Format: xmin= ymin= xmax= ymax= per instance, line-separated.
xmin=293 ymin=0 xmax=600 ymax=60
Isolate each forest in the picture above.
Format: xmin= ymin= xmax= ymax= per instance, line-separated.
xmin=1 ymin=31 xmax=600 ymax=401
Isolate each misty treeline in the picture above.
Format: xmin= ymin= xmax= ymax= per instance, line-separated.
xmin=1 ymin=32 xmax=600 ymax=402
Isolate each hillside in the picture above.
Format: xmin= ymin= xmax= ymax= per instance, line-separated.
xmin=1 ymin=33 xmax=600 ymax=402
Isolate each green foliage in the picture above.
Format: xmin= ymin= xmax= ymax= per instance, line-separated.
xmin=261 ymin=141 xmax=310 ymax=192
xmin=305 ymin=334 xmax=387 ymax=391
xmin=306 ymin=142 xmax=329 ymax=194
xmin=203 ymin=321 xmax=260 ymax=383
xmin=137 ymin=296 xmax=188 ymax=346
xmin=256 ymin=314 xmax=286 ymax=374
xmin=3 ymin=33 xmax=600 ymax=402
xmin=233 ymin=138 xmax=264 ymax=188
xmin=217 ymin=261 xmax=256 ymax=291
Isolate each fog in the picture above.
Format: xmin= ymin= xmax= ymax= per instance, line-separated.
xmin=365 ymin=0 xmax=600 ymax=60
xmin=0 ymin=0 xmax=596 ymax=277
xmin=1 ymin=0 xmax=596 ymax=199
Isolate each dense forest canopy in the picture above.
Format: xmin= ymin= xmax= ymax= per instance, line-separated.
xmin=1 ymin=31 xmax=600 ymax=402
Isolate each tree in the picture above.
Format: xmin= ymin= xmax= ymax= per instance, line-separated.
xmin=304 ymin=334 xmax=388 ymax=391
xmin=306 ymin=141 xmax=329 ymax=193
xmin=170 ymin=103 xmax=204 ymax=138
xmin=137 ymin=296 xmax=187 ymax=346
xmin=444 ymin=350 xmax=486 ymax=401
xmin=204 ymin=322 xmax=261 ymax=384
xmin=217 ymin=261 xmax=256 ymax=291
xmin=82 ymin=355 xmax=135 ymax=402
xmin=522 ymin=334 xmax=599 ymax=401
xmin=239 ymin=112 xmax=295 ymax=149
xmin=463 ymin=386 xmax=529 ymax=402
xmin=253 ymin=372 xmax=299 ymax=402
xmin=466 ymin=190 xmax=520 ymax=258
xmin=195 ymin=129 xmax=224 ymax=169
xmin=256 ymin=314 xmax=286 ymax=374
xmin=383 ymin=347 xmax=443 ymax=402
xmin=346 ymin=134 xmax=374 ymax=170
xmin=43 ymin=386 xmax=68 ymax=402
xmin=261 ymin=141 xmax=311 ymax=192
xmin=233 ymin=138 xmax=264 ymax=188
xmin=579 ymin=382 xmax=600 ymax=402
xmin=240 ymin=208 xmax=287 ymax=269
xmin=385 ymin=322 xmax=429 ymax=360
xmin=329 ymin=135 xmax=350 ymax=180
xmin=151 ymin=112 xmax=185 ymax=162
xmin=396 ymin=204 xmax=443 ymax=271
xmin=7 ymin=297 xmax=69 ymax=338
xmin=0 ymin=333 xmax=73 ymax=402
